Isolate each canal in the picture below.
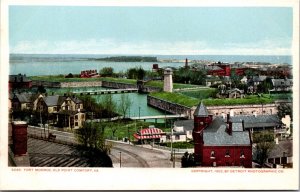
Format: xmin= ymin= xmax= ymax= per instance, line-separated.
xmin=47 ymin=87 xmax=165 ymax=119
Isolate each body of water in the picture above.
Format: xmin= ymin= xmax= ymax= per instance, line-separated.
xmin=10 ymin=54 xmax=291 ymax=76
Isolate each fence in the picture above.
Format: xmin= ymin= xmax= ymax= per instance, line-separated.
xmin=152 ymin=144 xmax=194 ymax=154
xmin=28 ymin=126 xmax=78 ymax=146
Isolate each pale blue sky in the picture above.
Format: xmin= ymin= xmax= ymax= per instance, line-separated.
xmin=9 ymin=6 xmax=293 ymax=55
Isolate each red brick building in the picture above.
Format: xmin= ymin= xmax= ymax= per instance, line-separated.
xmin=9 ymin=74 xmax=32 ymax=90
xmin=207 ymin=62 xmax=231 ymax=77
xmin=193 ymin=102 xmax=252 ymax=168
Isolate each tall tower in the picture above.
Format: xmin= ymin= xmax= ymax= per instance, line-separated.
xmin=163 ymin=68 xmax=173 ymax=92
xmin=185 ymin=58 xmax=189 ymax=68
xmin=193 ymin=102 xmax=212 ymax=164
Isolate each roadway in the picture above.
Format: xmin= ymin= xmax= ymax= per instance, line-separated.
xmin=28 ymin=126 xmax=178 ymax=168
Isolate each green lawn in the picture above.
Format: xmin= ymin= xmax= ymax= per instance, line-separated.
xmin=29 ymin=75 xmax=137 ymax=84
xmin=100 ymin=120 xmax=164 ymax=141
xmin=99 ymin=77 xmax=137 ymax=84
xmin=149 ymin=92 xmax=199 ymax=107
xmin=150 ymin=92 xmax=275 ymax=108
xmin=145 ymin=80 xmax=200 ymax=89
xmin=202 ymin=95 xmax=274 ymax=106
xmin=29 ymin=75 xmax=102 ymax=82
xmin=180 ymin=88 xmax=217 ymax=99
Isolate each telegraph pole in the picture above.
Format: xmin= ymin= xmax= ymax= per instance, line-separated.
xmin=119 ymin=152 xmax=122 ymax=168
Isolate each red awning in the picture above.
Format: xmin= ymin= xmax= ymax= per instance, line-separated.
xmin=133 ymin=127 xmax=165 ymax=140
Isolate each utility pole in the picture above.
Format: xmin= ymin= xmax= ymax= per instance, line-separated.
xmin=140 ymin=126 xmax=143 ymax=147
xmin=119 ymin=152 xmax=122 ymax=168
xmin=170 ymin=124 xmax=173 ymax=161
xmin=173 ymin=149 xmax=175 ymax=168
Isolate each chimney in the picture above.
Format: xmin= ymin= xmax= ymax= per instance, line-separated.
xmin=227 ymin=113 xmax=230 ymax=124
xmin=12 ymin=121 xmax=28 ymax=156
xmin=227 ymin=121 xmax=232 ymax=135
xmin=242 ymin=120 xmax=245 ymax=131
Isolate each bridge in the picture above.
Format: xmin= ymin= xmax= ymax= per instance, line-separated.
xmin=72 ymin=88 xmax=138 ymax=95
xmin=130 ymin=114 xmax=188 ymax=121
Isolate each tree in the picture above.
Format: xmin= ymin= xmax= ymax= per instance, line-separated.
xmin=253 ymin=131 xmax=275 ymax=166
xmin=257 ymin=78 xmax=273 ymax=93
xmin=119 ymin=94 xmax=132 ymax=118
xmin=101 ymin=94 xmax=117 ymax=118
xmin=230 ymin=69 xmax=242 ymax=88
xmin=277 ymin=103 xmax=293 ymax=120
xmin=137 ymin=67 xmax=146 ymax=80
xmin=75 ymin=122 xmax=108 ymax=150
xmin=100 ymin=67 xmax=114 ymax=77
xmin=127 ymin=67 xmax=146 ymax=80
xmin=37 ymin=85 xmax=46 ymax=94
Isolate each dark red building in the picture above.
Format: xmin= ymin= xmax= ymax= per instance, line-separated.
xmin=207 ymin=62 xmax=231 ymax=77
xmin=193 ymin=102 xmax=252 ymax=168
xmin=9 ymin=74 xmax=32 ymax=90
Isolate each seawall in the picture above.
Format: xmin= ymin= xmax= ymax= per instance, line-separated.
xmin=147 ymin=95 xmax=286 ymax=119
xmin=147 ymin=95 xmax=193 ymax=119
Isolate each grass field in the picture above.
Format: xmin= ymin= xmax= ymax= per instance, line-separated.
xmin=145 ymin=80 xmax=200 ymax=89
xmin=149 ymin=92 xmax=199 ymax=107
xmin=29 ymin=75 xmax=137 ymax=84
xmin=150 ymin=92 xmax=276 ymax=107
xmin=180 ymin=88 xmax=217 ymax=99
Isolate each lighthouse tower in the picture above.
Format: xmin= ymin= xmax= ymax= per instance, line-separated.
xmin=163 ymin=68 xmax=173 ymax=92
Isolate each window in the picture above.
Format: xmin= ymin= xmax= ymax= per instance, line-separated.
xmin=53 ymin=107 xmax=57 ymax=112
xmin=75 ymin=122 xmax=78 ymax=127
xmin=75 ymin=115 xmax=78 ymax=120
xmin=225 ymin=149 xmax=230 ymax=157
xmin=240 ymin=150 xmax=245 ymax=158
xmin=175 ymin=135 xmax=180 ymax=140
xmin=210 ymin=151 xmax=215 ymax=159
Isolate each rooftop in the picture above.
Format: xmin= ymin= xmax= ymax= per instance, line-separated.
xmin=203 ymin=117 xmax=251 ymax=146
xmin=194 ymin=102 xmax=209 ymax=117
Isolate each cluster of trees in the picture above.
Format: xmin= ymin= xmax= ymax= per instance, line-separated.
xmin=277 ymin=103 xmax=293 ymax=120
xmin=75 ymin=121 xmax=113 ymax=166
xmin=95 ymin=56 xmax=157 ymax=62
xmin=127 ymin=67 xmax=146 ymax=80
xmin=173 ymin=68 xmax=206 ymax=85
xmin=99 ymin=67 xmax=114 ymax=77
xmin=253 ymin=131 xmax=275 ymax=166
xmin=78 ymin=95 xmax=118 ymax=119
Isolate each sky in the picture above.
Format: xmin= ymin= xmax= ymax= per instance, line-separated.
xmin=9 ymin=6 xmax=293 ymax=55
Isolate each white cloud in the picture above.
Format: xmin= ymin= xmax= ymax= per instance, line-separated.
xmin=10 ymin=38 xmax=292 ymax=55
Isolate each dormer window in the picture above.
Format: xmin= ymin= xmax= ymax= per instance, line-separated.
xmin=210 ymin=151 xmax=215 ymax=159
xmin=225 ymin=149 xmax=230 ymax=157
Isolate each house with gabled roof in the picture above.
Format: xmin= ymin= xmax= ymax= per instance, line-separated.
xmin=11 ymin=93 xmax=36 ymax=111
xmin=191 ymin=102 xmax=252 ymax=168
xmin=271 ymin=78 xmax=293 ymax=92
xmin=33 ymin=94 xmax=85 ymax=129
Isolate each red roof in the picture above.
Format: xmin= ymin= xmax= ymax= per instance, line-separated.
xmin=133 ymin=128 xmax=165 ymax=140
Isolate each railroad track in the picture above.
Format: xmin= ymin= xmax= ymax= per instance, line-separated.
xmin=112 ymin=146 xmax=150 ymax=168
